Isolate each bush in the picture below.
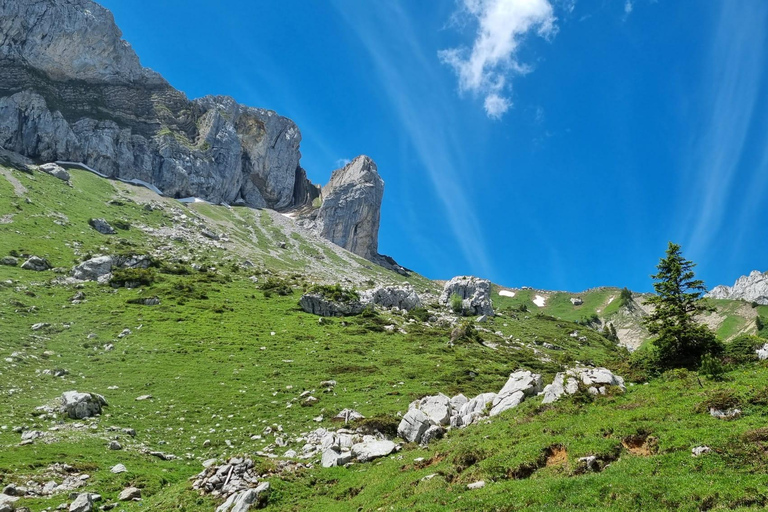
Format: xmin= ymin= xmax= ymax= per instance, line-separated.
xmin=699 ymin=353 xmax=726 ymax=380
xmin=307 ymin=284 xmax=359 ymax=303
xmin=450 ymin=320 xmax=481 ymax=344
xmin=408 ymin=307 xmax=431 ymax=322
xmin=450 ymin=293 xmax=463 ymax=314
xmin=110 ymin=268 xmax=155 ymax=288
xmin=260 ymin=277 xmax=292 ymax=296
xmin=724 ymin=334 xmax=763 ymax=365
xmin=112 ymin=220 xmax=130 ymax=230
xmin=696 ymin=389 xmax=741 ymax=413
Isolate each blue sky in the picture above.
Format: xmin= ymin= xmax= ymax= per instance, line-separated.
xmin=99 ymin=0 xmax=768 ymax=292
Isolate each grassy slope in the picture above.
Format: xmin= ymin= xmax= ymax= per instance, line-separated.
xmin=0 ymin=165 xmax=626 ymax=511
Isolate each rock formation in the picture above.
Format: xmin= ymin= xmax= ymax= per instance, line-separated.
xmin=0 ymin=0 xmax=388 ymax=264
xmin=439 ymin=276 xmax=494 ymax=316
xmin=707 ymin=270 xmax=768 ymax=305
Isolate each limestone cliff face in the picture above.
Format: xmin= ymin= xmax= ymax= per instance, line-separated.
xmin=0 ymin=0 xmax=388 ymax=264
xmin=0 ymin=0 xmax=303 ymax=209
xmin=707 ymin=271 xmax=768 ymax=305
xmin=298 ymin=156 xmax=383 ymax=261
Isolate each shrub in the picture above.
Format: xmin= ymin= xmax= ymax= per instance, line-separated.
xmin=360 ymin=304 xmax=377 ymax=318
xmin=408 ymin=307 xmax=431 ymax=322
xmin=724 ymin=334 xmax=763 ymax=365
xmin=450 ymin=320 xmax=480 ymax=344
xmin=695 ymin=389 xmax=741 ymax=413
xmin=307 ymin=284 xmax=359 ymax=303
xmin=112 ymin=219 xmax=130 ymax=230
xmin=260 ymin=277 xmax=292 ymax=296
xmin=351 ymin=415 xmax=400 ymax=437
xmin=699 ymin=353 xmax=726 ymax=381
xmin=450 ymin=293 xmax=463 ymax=314
xmin=110 ymin=268 xmax=155 ymax=288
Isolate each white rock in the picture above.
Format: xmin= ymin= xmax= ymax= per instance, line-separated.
xmin=467 ymin=480 xmax=486 ymax=490
xmin=351 ymin=440 xmax=396 ymax=462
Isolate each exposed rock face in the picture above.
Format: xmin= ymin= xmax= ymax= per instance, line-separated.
xmin=21 ymin=256 xmax=51 ymax=271
xmin=707 ymin=271 xmax=768 ymax=305
xmin=489 ymin=370 xmax=542 ymax=417
xmin=0 ymin=0 xmax=394 ymax=265
xmin=299 ymin=156 xmax=384 ymax=260
xmin=72 ymin=256 xmax=113 ymax=281
xmin=60 ymin=391 xmax=107 ymax=419
xmin=360 ymin=284 xmax=422 ymax=311
xmin=439 ymin=276 xmax=494 ymax=316
xmin=298 ymin=294 xmax=365 ymax=317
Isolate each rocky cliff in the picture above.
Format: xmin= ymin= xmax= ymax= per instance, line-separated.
xmin=707 ymin=270 xmax=768 ymax=305
xmin=0 ymin=0 xmax=384 ymax=262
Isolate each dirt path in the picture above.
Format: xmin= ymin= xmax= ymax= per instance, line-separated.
xmin=0 ymin=167 xmax=28 ymax=196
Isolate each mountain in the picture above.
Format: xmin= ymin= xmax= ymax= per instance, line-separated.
xmin=0 ymin=0 xmax=388 ymax=265
xmin=707 ymin=270 xmax=768 ymax=305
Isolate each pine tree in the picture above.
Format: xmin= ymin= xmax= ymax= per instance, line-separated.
xmin=642 ymin=242 xmax=721 ymax=370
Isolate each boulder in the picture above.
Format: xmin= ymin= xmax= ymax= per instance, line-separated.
xmin=449 ymin=394 xmax=469 ymax=412
xmin=71 ymin=256 xmax=113 ymax=281
xmin=757 ymin=344 xmax=768 ymax=361
xmin=360 ymin=284 xmax=422 ymax=311
xmin=0 ymin=256 xmax=17 ymax=266
xmin=542 ymin=373 xmax=566 ymax=404
xmin=397 ymin=409 xmax=431 ymax=443
xmin=489 ymin=370 xmax=543 ymax=416
xmin=351 ymin=440 xmax=396 ymax=462
xmin=39 ymin=162 xmax=70 ymax=181
xmin=439 ymin=276 xmax=494 ymax=316
xmin=457 ymin=392 xmax=497 ymax=426
xmin=20 ymin=256 xmax=50 ymax=271
xmin=88 ymin=218 xmax=115 ymax=235
xmin=321 ymin=448 xmax=352 ymax=468
xmin=69 ymin=493 xmax=93 ymax=512
xmin=118 ymin=487 xmax=141 ymax=501
xmin=299 ymin=294 xmax=364 ymax=317
xmin=419 ymin=425 xmax=444 ymax=446
xmin=414 ymin=394 xmax=452 ymax=426
xmin=568 ymin=367 xmax=626 ymax=393
xmin=333 ymin=409 xmax=364 ymax=423
xmin=60 ymin=391 xmax=107 ymax=419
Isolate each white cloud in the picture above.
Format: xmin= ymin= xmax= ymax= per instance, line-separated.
xmin=624 ymin=0 xmax=633 ymax=14
xmin=334 ymin=158 xmax=351 ymax=168
xmin=439 ymin=0 xmax=557 ymax=119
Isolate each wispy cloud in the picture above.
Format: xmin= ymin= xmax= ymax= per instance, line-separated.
xmin=624 ymin=0 xmax=633 ymax=15
xmin=331 ymin=1 xmax=494 ymax=277
xmin=682 ymin=3 xmax=767 ymax=260
xmin=334 ymin=158 xmax=351 ymax=169
xmin=439 ymin=0 xmax=557 ymax=119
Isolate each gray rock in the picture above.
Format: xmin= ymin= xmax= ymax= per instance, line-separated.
xmin=39 ymin=162 xmax=70 ymax=181
xmin=568 ymin=367 xmax=626 ymax=393
xmin=72 ymin=256 xmax=113 ymax=281
xmin=397 ymin=409 xmax=431 ymax=444
xmin=570 ymin=297 xmax=583 ymax=306
xmin=457 ymin=392 xmax=497 ymax=426
xmin=302 ymin=156 xmax=384 ymax=260
xmin=110 ymin=464 xmax=127 ymax=474
xmin=333 ymin=408 xmax=364 ymax=423
xmin=21 ymin=256 xmax=51 ymax=271
xmin=117 ymin=487 xmax=140 ymax=501
xmin=414 ymin=394 xmax=452 ymax=426
xmin=419 ymin=425 xmax=444 ymax=446
xmin=351 ymin=440 xmax=396 ymax=462
xmin=706 ymin=270 xmax=768 ymax=305
xmin=449 ymin=394 xmax=468 ymax=412
xmin=692 ymin=446 xmax=711 ymax=457
xmin=490 ymin=370 xmax=543 ymax=416
xmin=299 ymin=294 xmax=364 ymax=317
xmin=21 ymin=430 xmax=43 ymax=443
xmin=709 ymin=408 xmax=741 ymax=419
xmin=757 ymin=344 xmax=768 ymax=361
xmin=60 ymin=391 xmax=107 ymax=419
xmin=360 ymin=284 xmax=422 ymax=311
xmin=439 ymin=276 xmax=494 ymax=316
xmin=542 ymin=373 xmax=566 ymax=404
xmin=467 ymin=480 xmax=486 ymax=490
xmin=0 ymin=256 xmax=17 ymax=266
xmin=108 ymin=441 xmax=122 ymax=450
xmin=88 ymin=218 xmax=115 ymax=235
xmin=68 ymin=493 xmax=93 ymax=512
xmin=321 ymin=448 xmax=352 ymax=468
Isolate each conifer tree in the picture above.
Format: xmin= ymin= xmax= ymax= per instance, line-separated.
xmin=642 ymin=242 xmax=721 ymax=369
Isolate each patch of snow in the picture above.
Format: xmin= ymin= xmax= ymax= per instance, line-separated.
xmin=607 ymin=296 xmax=615 ymax=304
xmin=499 ymin=290 xmax=515 ymax=298
xmin=177 ymin=197 xmax=208 ymax=204
xmin=533 ymin=295 xmax=546 ymax=308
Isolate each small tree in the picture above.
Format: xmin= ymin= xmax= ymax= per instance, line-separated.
xmin=619 ymin=287 xmax=633 ymax=307
xmin=450 ymin=293 xmax=464 ymax=314
xmin=642 ymin=242 xmax=722 ymax=370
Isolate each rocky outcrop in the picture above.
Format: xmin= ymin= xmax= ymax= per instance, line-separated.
xmin=298 ymin=294 xmax=364 ymax=317
xmin=299 ymin=156 xmax=383 ymax=260
xmin=360 ymin=284 xmax=422 ymax=311
xmin=60 ymin=391 xmax=107 ymax=419
xmin=707 ymin=270 xmax=768 ymax=305
xmin=21 ymin=256 xmax=51 ymax=271
xmin=439 ymin=276 xmax=494 ymax=316
xmin=0 ymin=0 xmax=393 ymax=266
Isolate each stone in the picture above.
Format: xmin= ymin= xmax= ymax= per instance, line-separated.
xmin=360 ymin=284 xmax=422 ymax=311
xmin=449 ymin=394 xmax=468 ymax=412
xmin=467 ymin=480 xmax=486 ymax=490
xmin=321 ymin=448 xmax=353 ymax=468
xmin=108 ymin=441 xmax=122 ymax=450
xmin=489 ymin=370 xmax=543 ymax=416
xmin=68 ymin=493 xmax=93 ymax=512
xmin=570 ymin=297 xmax=583 ymax=305
xmin=300 ymin=156 xmax=383 ymax=260
xmin=299 ymin=294 xmax=364 ymax=317
xmin=21 ymin=429 xmax=43 ymax=443
xmin=110 ymin=464 xmax=127 ymax=474
xmin=568 ymin=367 xmax=626 ymax=392
xmin=351 ymin=440 xmax=396 ymax=462
xmin=692 ymin=446 xmax=711 ymax=457
xmin=39 ymin=162 xmax=70 ymax=181
xmin=439 ymin=276 xmax=494 ymax=316
xmin=88 ymin=218 xmax=115 ymax=235
xmin=117 ymin=487 xmax=140 ymax=501
xmin=706 ymin=270 xmax=768 ymax=305
xmin=415 ymin=394 xmax=452 ymax=426
xmin=60 ymin=391 xmax=107 ymax=419
xmin=419 ymin=425 xmax=444 ymax=446
xmin=542 ymin=373 xmax=566 ymax=404
xmin=333 ymin=409 xmax=364 ymax=423
xmin=709 ymin=408 xmax=741 ymax=419
xmin=71 ymin=256 xmax=113 ymax=281
xmin=0 ymin=256 xmax=17 ymax=266
xmin=397 ymin=409 xmax=431 ymax=444
xmin=21 ymin=256 xmax=51 ymax=271
xmin=757 ymin=344 xmax=768 ymax=361
xmin=457 ymin=392 xmax=497 ymax=426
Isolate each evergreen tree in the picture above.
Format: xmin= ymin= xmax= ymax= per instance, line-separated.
xmin=619 ymin=287 xmax=633 ymax=307
xmin=642 ymin=242 xmax=722 ymax=370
